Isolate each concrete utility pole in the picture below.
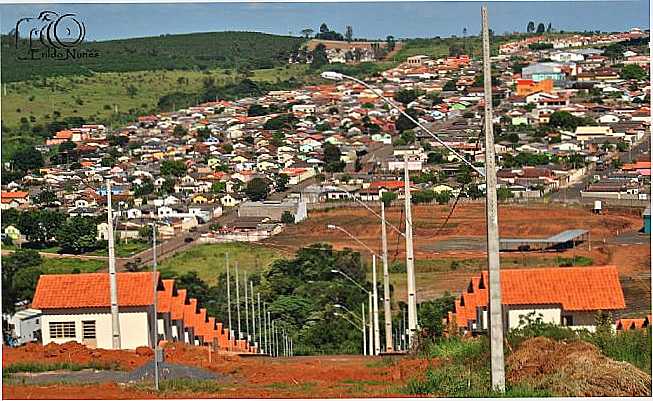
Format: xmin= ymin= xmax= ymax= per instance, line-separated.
xmin=106 ymin=179 xmax=121 ymax=350
xmin=368 ymin=294 xmax=373 ymax=355
xmin=381 ymin=201 xmax=393 ymax=352
xmin=226 ymin=253 xmax=232 ymax=341
xmin=257 ymin=293 xmax=262 ymax=353
xmin=151 ymin=224 xmax=159 ymax=391
xmin=251 ymin=282 xmax=256 ymax=348
xmin=403 ymin=155 xmax=417 ymax=347
xmin=481 ymin=3 xmax=506 ymax=392
xmin=235 ymin=262 xmax=241 ymax=339
xmin=244 ymin=272 xmax=250 ymax=341
xmin=266 ymin=309 xmax=271 ymax=355
xmin=361 ymin=303 xmax=367 ymax=356
xmin=372 ymin=255 xmax=380 ymax=355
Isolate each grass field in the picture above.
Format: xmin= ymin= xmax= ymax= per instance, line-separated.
xmin=1 ymin=64 xmax=310 ymax=130
xmin=158 ymin=242 xmax=283 ymax=285
xmin=41 ymin=257 xmax=105 ymax=274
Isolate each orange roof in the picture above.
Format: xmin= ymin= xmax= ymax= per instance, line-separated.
xmin=616 ymin=318 xmax=646 ymax=331
xmin=55 ymin=130 xmax=73 ymax=139
xmin=369 ymin=180 xmax=404 ymax=190
xmin=170 ymin=288 xmax=187 ymax=320
xmin=32 ymin=272 xmax=162 ymax=309
xmin=451 ymin=266 xmax=625 ymax=328
xmin=1 ymin=191 xmax=29 ymax=199
xmin=157 ymin=279 xmax=176 ymax=313
xmin=182 ymin=298 xmax=199 ymax=328
xmin=622 ymin=161 xmax=651 ymax=171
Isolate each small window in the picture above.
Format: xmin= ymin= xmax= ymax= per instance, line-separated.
xmin=562 ymin=315 xmax=574 ymax=326
xmin=50 ymin=322 xmax=76 ymax=338
xmin=82 ymin=321 xmax=96 ymax=339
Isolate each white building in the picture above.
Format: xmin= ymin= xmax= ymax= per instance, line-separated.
xmin=4 ymin=308 xmax=42 ymax=345
xmin=32 ymin=272 xmax=160 ymax=350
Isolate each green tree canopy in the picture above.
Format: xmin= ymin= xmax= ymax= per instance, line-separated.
xmin=245 ymin=177 xmax=271 ymax=201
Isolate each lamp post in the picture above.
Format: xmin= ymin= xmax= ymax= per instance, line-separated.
xmin=150 ymin=222 xmax=159 ymax=391
xmin=328 ymin=225 xmax=381 ymax=355
xmin=333 ymin=311 xmax=366 ymax=356
xmin=331 ymin=267 xmax=373 ymax=355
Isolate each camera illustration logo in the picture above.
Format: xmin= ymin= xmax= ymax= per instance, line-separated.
xmin=14 ymin=11 xmax=97 ymax=61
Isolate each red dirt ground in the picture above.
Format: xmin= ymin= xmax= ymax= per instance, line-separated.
xmin=3 ymin=342 xmax=429 ymax=399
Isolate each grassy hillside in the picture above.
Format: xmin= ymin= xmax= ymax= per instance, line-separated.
xmin=393 ymin=34 xmax=530 ymax=60
xmin=1 ymin=31 xmax=305 ymax=82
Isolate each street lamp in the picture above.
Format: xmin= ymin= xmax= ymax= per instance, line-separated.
xmin=320 ymin=71 xmax=485 ymax=177
xmin=333 ymin=311 xmax=366 ymax=356
xmin=328 ymin=224 xmax=381 ymax=355
xmin=331 ymin=268 xmax=374 ymax=355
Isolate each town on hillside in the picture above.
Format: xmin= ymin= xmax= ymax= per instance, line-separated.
xmin=1 ymin=5 xmax=651 ymax=399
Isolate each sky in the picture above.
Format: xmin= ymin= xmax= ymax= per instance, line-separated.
xmin=1 ymin=1 xmax=649 ymax=42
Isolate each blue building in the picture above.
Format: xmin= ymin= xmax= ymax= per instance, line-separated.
xmin=521 ymin=62 xmax=568 ymax=82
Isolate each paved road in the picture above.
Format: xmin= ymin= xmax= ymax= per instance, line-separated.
xmin=551 ymin=134 xmax=650 ymax=202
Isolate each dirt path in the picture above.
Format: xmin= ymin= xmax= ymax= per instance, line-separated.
xmin=4 ymin=343 xmax=425 ymax=399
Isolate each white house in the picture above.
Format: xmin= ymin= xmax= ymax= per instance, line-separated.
xmin=4 ymin=308 xmax=42 ymax=345
xmin=32 ymin=272 xmax=161 ymax=350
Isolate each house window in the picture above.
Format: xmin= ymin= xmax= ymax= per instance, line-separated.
xmin=562 ymin=315 xmax=574 ymax=326
xmin=82 ymin=321 xmax=96 ymax=339
xmin=49 ymin=322 xmax=76 ymax=339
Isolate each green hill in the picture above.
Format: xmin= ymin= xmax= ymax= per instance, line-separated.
xmin=1 ymin=31 xmax=305 ymax=82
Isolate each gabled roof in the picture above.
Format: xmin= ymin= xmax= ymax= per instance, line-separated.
xmin=450 ymin=266 xmax=625 ymax=329
xmin=32 ymin=272 xmax=162 ymax=309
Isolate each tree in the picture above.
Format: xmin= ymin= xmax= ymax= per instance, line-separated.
xmin=160 ymin=159 xmax=187 ymax=177
xmin=527 ymin=21 xmax=535 ymax=33
xmin=434 ymin=190 xmax=452 ymax=205
xmin=281 ymin=211 xmax=295 ymax=224
xmin=428 ymin=151 xmax=445 ymax=164
xmin=443 ymin=80 xmax=457 ymax=91
xmin=17 ymin=210 xmax=66 ymax=245
xmin=386 ymin=35 xmax=396 ymax=51
xmin=126 ymin=85 xmax=138 ymax=98
xmin=173 ymin=125 xmax=188 ymax=137
xmin=10 ymin=146 xmax=44 ymax=172
xmin=34 ymin=190 xmax=57 ymax=206
xmin=275 ymin=174 xmax=290 ymax=192
xmin=417 ymin=293 xmax=456 ymax=338
xmin=381 ymin=191 xmax=397 ymax=207
xmin=245 ymin=177 xmax=271 ymax=201
xmin=211 ymin=181 xmax=226 ymax=194
xmin=319 ymin=23 xmax=329 ymax=34
xmin=311 ymin=43 xmax=329 ymax=69
xmin=536 ymin=23 xmax=546 ymax=33
xmin=247 ymin=104 xmax=268 ymax=117
xmin=497 ymin=187 xmax=514 ymax=201
xmin=546 ymin=22 xmax=552 ymax=33
xmin=56 ymin=216 xmax=99 ymax=254
xmin=2 ymin=249 xmax=43 ymax=314
xmin=394 ymin=89 xmax=421 ymax=105
xmin=621 ymin=64 xmax=647 ymax=80
xmin=301 ymin=28 xmax=314 ymax=38
xmin=345 ymin=26 xmax=353 ymax=43
xmin=395 ymin=109 xmax=418 ymax=132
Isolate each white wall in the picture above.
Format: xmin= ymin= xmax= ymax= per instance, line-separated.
xmin=506 ymin=305 xmax=561 ymax=329
xmin=41 ymin=307 xmax=152 ymax=350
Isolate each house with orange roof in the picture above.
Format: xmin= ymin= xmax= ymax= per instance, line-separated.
xmin=1 ymin=191 xmax=30 ymax=210
xmin=447 ymin=266 xmax=625 ymax=334
xmin=32 ymin=272 xmax=163 ymax=349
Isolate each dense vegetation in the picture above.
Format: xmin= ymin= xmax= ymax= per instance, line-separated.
xmin=2 ymin=32 xmax=305 ymax=82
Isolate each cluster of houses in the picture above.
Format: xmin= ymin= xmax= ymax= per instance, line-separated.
xmin=7 ymin=272 xmax=256 ymax=353
xmin=499 ymin=28 xmax=646 ymax=54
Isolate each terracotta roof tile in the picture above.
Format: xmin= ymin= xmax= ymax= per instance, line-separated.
xmin=450 ymin=266 xmax=625 ymax=328
xmin=32 ymin=272 xmax=161 ymax=309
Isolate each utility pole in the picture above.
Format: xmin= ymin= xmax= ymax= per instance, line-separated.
xmin=151 ymin=224 xmax=159 ymax=391
xmin=403 ymin=155 xmax=417 ymax=347
xmin=368 ymin=294 xmax=373 ymax=355
xmin=106 ymin=179 xmax=121 ymax=350
xmin=244 ymin=272 xmax=250 ymax=341
xmin=266 ymin=309 xmax=271 ymax=355
xmin=257 ymin=293 xmax=262 ymax=354
xmin=235 ymin=262 xmax=241 ymax=339
xmin=361 ymin=302 xmax=367 ymax=356
xmin=251 ymin=281 xmax=256 ymax=348
xmin=226 ymin=253 xmax=233 ymax=341
xmin=372 ymin=255 xmax=380 ymax=356
xmin=381 ymin=201 xmax=393 ymax=352
xmin=481 ymin=3 xmax=506 ymax=392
